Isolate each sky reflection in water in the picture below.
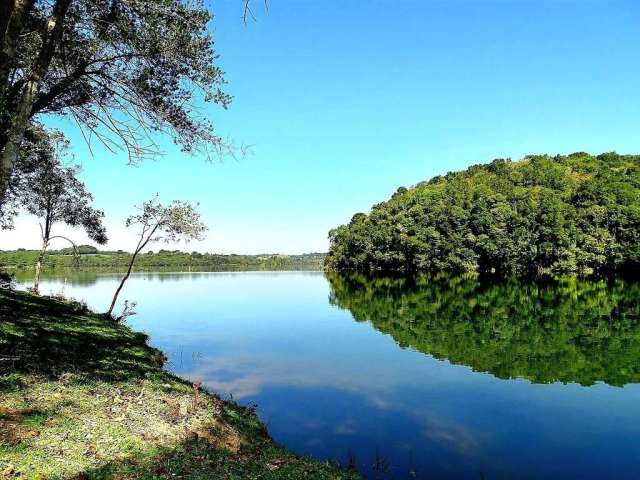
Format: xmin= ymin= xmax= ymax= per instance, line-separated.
xmin=22 ymin=271 xmax=640 ymax=479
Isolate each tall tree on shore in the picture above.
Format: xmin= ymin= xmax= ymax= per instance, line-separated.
xmin=0 ymin=0 xmax=234 ymax=213
xmin=107 ymin=197 xmax=206 ymax=317
xmin=19 ymin=128 xmax=108 ymax=292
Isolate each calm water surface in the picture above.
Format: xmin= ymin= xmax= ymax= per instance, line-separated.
xmin=18 ymin=271 xmax=640 ymax=479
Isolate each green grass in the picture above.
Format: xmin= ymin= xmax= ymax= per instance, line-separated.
xmin=0 ymin=289 xmax=361 ymax=480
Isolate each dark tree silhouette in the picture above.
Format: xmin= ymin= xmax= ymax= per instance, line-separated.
xmin=18 ymin=128 xmax=107 ymax=291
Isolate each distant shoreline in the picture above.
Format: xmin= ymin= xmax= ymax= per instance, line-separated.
xmin=0 ymin=249 xmax=326 ymax=273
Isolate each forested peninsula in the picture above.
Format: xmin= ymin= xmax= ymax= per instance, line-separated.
xmin=326 ymin=153 xmax=640 ymax=276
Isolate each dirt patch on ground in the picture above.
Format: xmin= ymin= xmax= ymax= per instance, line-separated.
xmin=191 ymin=418 xmax=243 ymax=453
xmin=0 ymin=408 xmax=42 ymax=446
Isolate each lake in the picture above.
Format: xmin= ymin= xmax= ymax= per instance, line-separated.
xmin=16 ymin=270 xmax=640 ymax=479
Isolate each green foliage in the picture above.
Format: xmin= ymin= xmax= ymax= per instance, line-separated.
xmin=327 ymin=273 xmax=640 ymax=386
xmin=15 ymin=127 xmax=107 ymax=244
xmin=60 ymin=244 xmax=99 ymax=255
xmin=125 ymin=198 xmax=208 ymax=245
xmin=326 ymin=153 xmax=640 ymax=276
xmin=1 ymin=0 xmax=230 ymax=160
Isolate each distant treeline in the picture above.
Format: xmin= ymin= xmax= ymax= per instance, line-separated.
xmin=0 ymin=248 xmax=325 ymax=271
xmin=326 ymin=153 xmax=640 ymax=277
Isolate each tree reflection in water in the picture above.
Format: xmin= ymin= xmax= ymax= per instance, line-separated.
xmin=327 ymin=273 xmax=640 ymax=387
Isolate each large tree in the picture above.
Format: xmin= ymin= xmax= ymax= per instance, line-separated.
xmin=19 ymin=128 xmax=107 ymax=291
xmin=0 ymin=0 xmax=233 ymax=210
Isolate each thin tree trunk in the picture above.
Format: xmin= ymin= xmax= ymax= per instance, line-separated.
xmin=0 ymin=0 xmax=35 ymax=92
xmin=0 ymin=1 xmax=16 ymax=44
xmin=33 ymin=241 xmax=47 ymax=293
xmin=107 ymin=249 xmax=139 ymax=317
xmin=34 ymin=219 xmax=51 ymax=294
xmin=107 ymin=224 xmax=158 ymax=317
xmin=0 ymin=0 xmax=72 ymax=207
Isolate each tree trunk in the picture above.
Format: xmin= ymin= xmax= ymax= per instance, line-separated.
xmin=0 ymin=0 xmax=35 ymax=91
xmin=33 ymin=234 xmax=51 ymax=293
xmin=33 ymin=248 xmax=46 ymax=293
xmin=107 ymin=249 xmax=139 ymax=317
xmin=0 ymin=0 xmax=72 ymax=208
xmin=107 ymin=222 xmax=159 ymax=317
xmin=0 ymin=0 xmax=36 ymax=208
xmin=0 ymin=1 xmax=16 ymax=43
xmin=34 ymin=219 xmax=52 ymax=293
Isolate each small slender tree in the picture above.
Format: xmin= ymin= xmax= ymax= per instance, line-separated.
xmin=107 ymin=197 xmax=207 ymax=317
xmin=19 ymin=130 xmax=107 ymax=292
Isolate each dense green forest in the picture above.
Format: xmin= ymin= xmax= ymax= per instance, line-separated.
xmin=0 ymin=249 xmax=324 ymax=271
xmin=326 ymin=153 xmax=640 ymax=276
xmin=327 ymin=273 xmax=640 ymax=386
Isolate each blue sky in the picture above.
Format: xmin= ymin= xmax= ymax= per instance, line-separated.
xmin=3 ymin=0 xmax=640 ymax=253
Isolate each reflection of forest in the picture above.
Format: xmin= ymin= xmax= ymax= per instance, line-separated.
xmin=327 ymin=273 xmax=640 ymax=386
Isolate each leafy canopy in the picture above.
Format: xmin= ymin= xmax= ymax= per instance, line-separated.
xmin=326 ymin=153 xmax=640 ymax=277
xmin=1 ymin=0 xmax=230 ymax=161
xmin=17 ymin=127 xmax=107 ymax=244
xmin=126 ymin=197 xmax=207 ymax=248
xmin=0 ymin=0 xmax=237 ymax=210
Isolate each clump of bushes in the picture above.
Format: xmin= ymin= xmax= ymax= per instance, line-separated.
xmin=0 ymin=270 xmax=15 ymax=290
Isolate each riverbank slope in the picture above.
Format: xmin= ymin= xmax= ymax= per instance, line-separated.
xmin=0 ymin=289 xmax=359 ymax=479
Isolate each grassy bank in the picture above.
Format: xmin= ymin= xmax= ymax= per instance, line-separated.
xmin=0 ymin=289 xmax=360 ymax=480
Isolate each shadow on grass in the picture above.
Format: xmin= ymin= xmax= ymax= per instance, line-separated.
xmin=0 ymin=289 xmax=165 ymax=384
xmin=69 ymin=438 xmax=355 ymax=480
